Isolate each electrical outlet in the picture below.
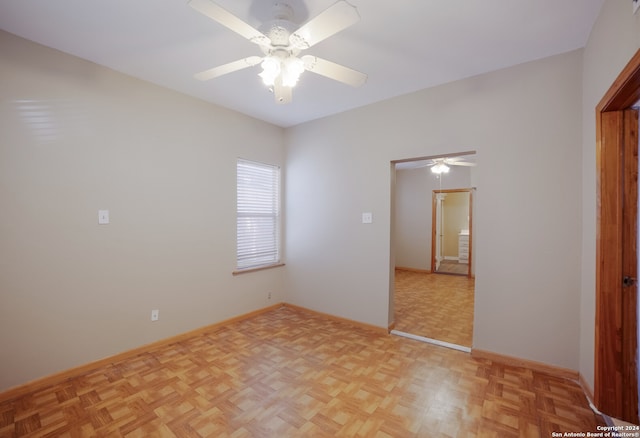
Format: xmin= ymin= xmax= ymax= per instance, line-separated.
xmin=268 ymin=292 xmax=272 ymax=300
xmin=151 ymin=309 xmax=159 ymax=321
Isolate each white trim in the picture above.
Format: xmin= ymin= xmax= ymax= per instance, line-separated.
xmin=390 ymin=330 xmax=471 ymax=353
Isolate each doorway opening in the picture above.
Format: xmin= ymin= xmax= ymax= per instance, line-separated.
xmin=431 ymin=188 xmax=474 ymax=277
xmin=390 ymin=151 xmax=476 ymax=352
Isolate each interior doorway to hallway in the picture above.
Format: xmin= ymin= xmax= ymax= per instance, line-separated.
xmin=390 ymin=152 xmax=476 ymax=352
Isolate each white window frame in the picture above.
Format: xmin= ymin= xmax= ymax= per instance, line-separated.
xmin=235 ymin=159 xmax=282 ymax=273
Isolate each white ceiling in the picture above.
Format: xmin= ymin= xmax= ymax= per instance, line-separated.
xmin=0 ymin=0 xmax=604 ymax=128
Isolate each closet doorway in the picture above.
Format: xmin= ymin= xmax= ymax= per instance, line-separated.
xmin=432 ymin=188 xmax=473 ymax=277
xmin=391 ymin=152 xmax=476 ymax=351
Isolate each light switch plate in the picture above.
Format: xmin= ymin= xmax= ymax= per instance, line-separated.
xmin=362 ymin=212 xmax=373 ymax=224
xmin=98 ymin=210 xmax=109 ymax=224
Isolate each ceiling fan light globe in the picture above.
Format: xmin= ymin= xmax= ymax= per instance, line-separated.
xmin=282 ymin=57 xmax=305 ymax=87
xmin=259 ymin=73 xmax=275 ymax=86
xmin=259 ymin=57 xmax=281 ymax=86
xmin=431 ymin=163 xmax=450 ymax=174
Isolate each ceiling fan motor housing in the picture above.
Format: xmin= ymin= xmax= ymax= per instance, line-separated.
xmin=260 ymin=3 xmax=300 ymax=56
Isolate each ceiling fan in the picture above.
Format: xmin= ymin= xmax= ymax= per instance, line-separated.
xmin=396 ymin=157 xmax=476 ymax=173
xmin=188 ymin=0 xmax=368 ymax=104
xmin=428 ymin=157 xmax=476 ymax=174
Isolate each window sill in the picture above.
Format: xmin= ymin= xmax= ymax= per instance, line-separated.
xmin=232 ymin=263 xmax=285 ymax=276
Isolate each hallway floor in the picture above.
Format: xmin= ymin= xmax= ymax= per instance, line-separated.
xmin=394 ymin=269 xmax=475 ymax=347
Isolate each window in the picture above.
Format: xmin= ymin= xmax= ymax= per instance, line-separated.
xmin=236 ymin=159 xmax=281 ymax=271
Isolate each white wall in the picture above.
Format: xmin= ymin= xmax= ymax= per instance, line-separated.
xmin=285 ymin=49 xmax=583 ymax=369
xmin=0 ymin=31 xmax=285 ymax=392
xmin=395 ymin=166 xmax=471 ymax=270
xmin=580 ymin=0 xmax=640 ymax=390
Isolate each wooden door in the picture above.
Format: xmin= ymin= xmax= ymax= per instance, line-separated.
xmin=595 ymin=48 xmax=640 ymax=423
xmin=621 ymin=110 xmax=639 ymax=424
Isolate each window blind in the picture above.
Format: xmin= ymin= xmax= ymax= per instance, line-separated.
xmin=236 ymin=159 xmax=281 ymax=270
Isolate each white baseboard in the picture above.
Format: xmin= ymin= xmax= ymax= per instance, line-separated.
xmin=390 ymin=330 xmax=471 ymax=353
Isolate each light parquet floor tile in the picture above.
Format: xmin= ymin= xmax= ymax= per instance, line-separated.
xmin=394 ymin=269 xmax=475 ymax=347
xmin=0 ymin=306 xmax=603 ymax=437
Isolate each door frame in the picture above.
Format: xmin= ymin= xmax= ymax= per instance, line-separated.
xmin=430 ymin=188 xmax=474 ymax=278
xmin=595 ymin=48 xmax=640 ymax=423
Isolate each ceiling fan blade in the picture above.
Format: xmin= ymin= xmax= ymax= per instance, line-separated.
xmin=302 ymin=56 xmax=367 ymax=87
xmin=188 ymin=0 xmax=270 ymax=46
xmin=449 ymin=161 xmax=476 ymax=167
xmin=194 ymin=56 xmax=262 ymax=81
xmin=273 ymin=78 xmax=292 ymax=104
xmin=290 ymin=0 xmax=360 ymax=49
xmin=398 ymin=161 xmax=431 ymax=170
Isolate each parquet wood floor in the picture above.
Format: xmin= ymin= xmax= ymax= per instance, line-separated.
xmin=394 ymin=270 xmax=474 ymax=347
xmin=0 ymin=306 xmax=603 ymax=437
